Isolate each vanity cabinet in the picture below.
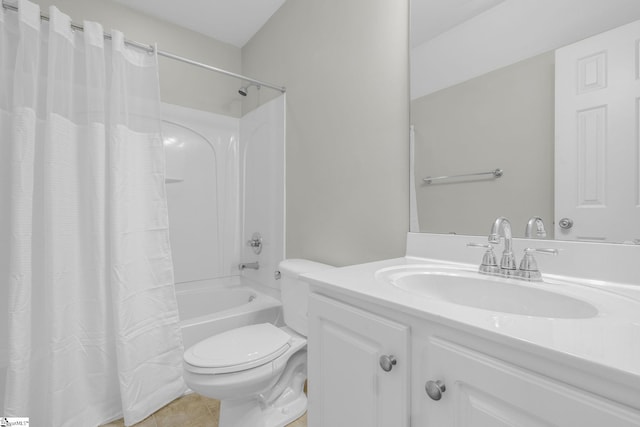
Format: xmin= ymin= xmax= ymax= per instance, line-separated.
xmin=307 ymin=293 xmax=410 ymax=427
xmin=419 ymin=336 xmax=640 ymax=427
xmin=307 ymin=293 xmax=640 ymax=427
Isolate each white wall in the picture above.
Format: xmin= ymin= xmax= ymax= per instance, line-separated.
xmin=242 ymin=0 xmax=410 ymax=267
xmin=30 ymin=0 xmax=243 ymax=116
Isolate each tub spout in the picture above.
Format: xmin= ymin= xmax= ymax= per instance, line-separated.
xmin=239 ymin=261 xmax=259 ymax=270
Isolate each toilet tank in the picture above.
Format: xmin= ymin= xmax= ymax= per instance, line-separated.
xmin=278 ymin=259 xmax=333 ymax=336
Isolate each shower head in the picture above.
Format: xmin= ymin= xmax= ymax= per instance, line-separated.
xmin=238 ymin=83 xmax=261 ymax=97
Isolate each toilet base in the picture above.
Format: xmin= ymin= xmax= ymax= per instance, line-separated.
xmin=219 ymin=391 xmax=307 ymax=427
xmin=217 ymin=350 xmax=308 ymax=427
xmin=185 ymin=327 xmax=308 ymax=427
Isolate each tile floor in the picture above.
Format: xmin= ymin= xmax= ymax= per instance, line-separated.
xmin=100 ymin=393 xmax=307 ymax=427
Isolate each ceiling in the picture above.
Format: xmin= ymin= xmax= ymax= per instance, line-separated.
xmin=112 ymin=0 xmax=494 ymax=49
xmin=113 ymin=0 xmax=286 ymax=48
xmin=411 ymin=0 xmax=505 ymax=48
xmin=112 ymin=0 xmax=640 ymax=53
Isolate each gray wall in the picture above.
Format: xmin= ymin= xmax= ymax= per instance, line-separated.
xmin=242 ymin=0 xmax=411 ymax=266
xmin=411 ymin=51 xmax=554 ymax=237
xmin=31 ymin=0 xmax=243 ymax=116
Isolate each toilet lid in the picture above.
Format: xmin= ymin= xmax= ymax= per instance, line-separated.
xmin=184 ymin=323 xmax=291 ymax=374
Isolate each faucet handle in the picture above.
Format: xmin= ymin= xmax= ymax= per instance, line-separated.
xmin=466 ymin=243 xmax=499 ymax=274
xmin=466 ymin=242 xmax=491 ymax=249
xmin=524 ymin=248 xmax=558 ymax=256
xmin=518 ymin=248 xmax=558 ymax=281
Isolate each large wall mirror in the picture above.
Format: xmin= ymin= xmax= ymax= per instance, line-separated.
xmin=411 ymin=0 xmax=640 ymax=243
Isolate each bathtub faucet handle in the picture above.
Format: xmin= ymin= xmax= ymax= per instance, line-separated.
xmin=274 ymin=270 xmax=281 ymax=280
xmin=247 ymin=232 xmax=263 ymax=254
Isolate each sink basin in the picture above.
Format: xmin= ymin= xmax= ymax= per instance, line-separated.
xmin=376 ymin=266 xmax=598 ymax=319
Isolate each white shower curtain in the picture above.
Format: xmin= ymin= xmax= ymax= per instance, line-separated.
xmin=0 ymin=1 xmax=187 ymax=426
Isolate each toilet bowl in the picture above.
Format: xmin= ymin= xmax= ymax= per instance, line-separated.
xmin=182 ymin=259 xmax=333 ymax=427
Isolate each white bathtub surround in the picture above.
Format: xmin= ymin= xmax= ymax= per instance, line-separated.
xmin=0 ymin=3 xmax=185 ymax=425
xmin=161 ymin=96 xmax=285 ymax=296
xmin=239 ymin=96 xmax=286 ymax=290
xmin=303 ymin=233 xmax=640 ymax=425
xmin=161 ymin=104 xmax=241 ymax=282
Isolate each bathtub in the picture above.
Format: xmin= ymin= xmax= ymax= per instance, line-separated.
xmin=175 ymin=276 xmax=282 ymax=349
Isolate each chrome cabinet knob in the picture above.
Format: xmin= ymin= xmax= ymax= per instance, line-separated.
xmin=558 ymin=218 xmax=574 ymax=230
xmin=379 ymin=355 xmax=397 ymax=372
xmin=425 ymin=380 xmax=446 ymax=401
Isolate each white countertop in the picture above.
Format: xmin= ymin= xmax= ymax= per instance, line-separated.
xmin=303 ymin=255 xmax=640 ymax=387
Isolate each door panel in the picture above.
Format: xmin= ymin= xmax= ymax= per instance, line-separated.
xmin=555 ymin=20 xmax=640 ymax=242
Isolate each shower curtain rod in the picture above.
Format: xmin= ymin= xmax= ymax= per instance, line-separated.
xmin=1 ymin=1 xmax=287 ymax=93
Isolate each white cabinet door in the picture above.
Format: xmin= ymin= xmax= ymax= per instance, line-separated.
xmin=555 ymin=20 xmax=640 ymax=243
xmin=307 ymin=294 xmax=410 ymax=427
xmin=420 ymin=337 xmax=640 ymax=427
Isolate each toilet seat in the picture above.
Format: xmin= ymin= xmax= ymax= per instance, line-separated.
xmin=184 ymin=323 xmax=292 ymax=374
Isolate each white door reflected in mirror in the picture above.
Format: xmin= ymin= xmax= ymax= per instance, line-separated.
xmin=555 ymin=20 xmax=640 ymax=243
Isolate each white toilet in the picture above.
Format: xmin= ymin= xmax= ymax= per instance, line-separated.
xmin=183 ymin=259 xmax=333 ymax=427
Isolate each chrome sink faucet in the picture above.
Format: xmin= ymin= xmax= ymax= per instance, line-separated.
xmin=488 ymin=216 xmax=517 ymax=275
xmin=468 ymin=217 xmax=558 ymax=281
xmin=525 ymin=216 xmax=547 ymax=238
